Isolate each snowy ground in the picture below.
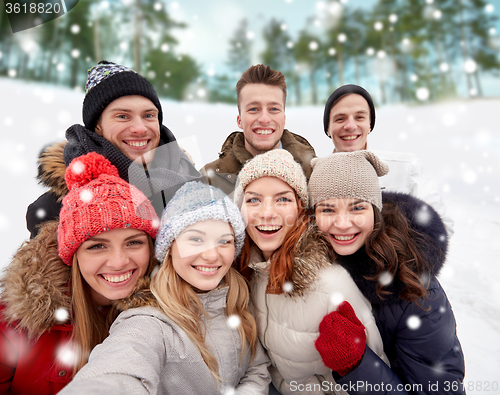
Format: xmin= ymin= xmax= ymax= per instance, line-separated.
xmin=1 ymin=78 xmax=499 ymax=392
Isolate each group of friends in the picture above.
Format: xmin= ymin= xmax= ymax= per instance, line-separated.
xmin=0 ymin=61 xmax=465 ymax=394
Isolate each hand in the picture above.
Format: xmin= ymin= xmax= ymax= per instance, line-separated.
xmin=315 ymin=301 xmax=367 ymax=376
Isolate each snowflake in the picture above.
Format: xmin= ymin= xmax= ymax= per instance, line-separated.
xmin=54 ymin=308 xmax=70 ymax=323
xmin=407 ymin=315 xmax=421 ymax=330
xmin=223 ymin=387 xmax=235 ymax=395
xmin=330 ymin=292 xmax=344 ymax=307
xmin=416 ymin=87 xmax=430 ymax=101
xmin=283 ymin=281 xmax=293 ymax=293
xmin=309 ymin=41 xmax=319 ymax=51
xmin=464 ymin=59 xmax=477 ymax=74
xmin=71 ymin=49 xmax=80 ymax=59
xmin=36 ymin=208 xmax=46 ymax=219
xmin=378 ymin=271 xmax=393 ymax=286
xmin=415 ymin=205 xmax=431 ymax=225
xmin=79 ymin=189 xmax=93 ymax=203
xmin=70 ymin=24 xmax=80 ymax=34
xmin=72 ymin=161 xmax=85 ymax=175
xmin=227 ymin=314 xmax=241 ymax=329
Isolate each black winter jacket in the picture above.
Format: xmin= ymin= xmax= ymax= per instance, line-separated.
xmin=335 ymin=192 xmax=465 ymax=395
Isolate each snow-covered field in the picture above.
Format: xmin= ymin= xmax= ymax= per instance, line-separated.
xmin=1 ymin=78 xmax=499 ymax=392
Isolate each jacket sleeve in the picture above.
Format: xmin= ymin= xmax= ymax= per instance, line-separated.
xmin=57 ymin=312 xmax=165 ymax=395
xmin=234 ymin=339 xmax=271 ymax=395
xmin=0 ymin=318 xmax=17 ymax=393
xmin=338 ymin=282 xmax=466 ymax=395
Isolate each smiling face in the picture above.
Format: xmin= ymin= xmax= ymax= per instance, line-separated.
xmin=170 ymin=219 xmax=235 ymax=292
xmin=237 ymin=84 xmax=286 ymax=157
xmin=327 ymin=94 xmax=371 ymax=152
xmin=75 ymin=228 xmax=151 ymax=306
xmin=95 ymin=95 xmax=161 ymax=163
xmin=315 ymin=198 xmax=374 ymax=256
xmin=240 ymin=177 xmax=299 ymax=260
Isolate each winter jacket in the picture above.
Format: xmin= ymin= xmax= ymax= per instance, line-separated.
xmin=58 ymin=285 xmax=271 ymax=395
xmin=334 ymin=192 xmax=465 ymax=395
xmin=26 ymin=124 xmax=201 ymax=238
xmin=249 ymin=225 xmax=389 ymax=395
xmin=370 ymin=149 xmax=454 ymax=237
xmin=200 ymin=130 xmax=316 ymax=197
xmin=0 ymin=221 xmax=74 ymax=395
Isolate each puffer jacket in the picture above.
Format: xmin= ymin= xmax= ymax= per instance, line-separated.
xmin=249 ymin=224 xmax=389 ymax=395
xmin=200 ymin=130 xmax=316 ymax=197
xmin=58 ymin=285 xmax=271 ymax=395
xmin=0 ymin=221 xmax=73 ymax=395
xmin=334 ymin=192 xmax=465 ymax=395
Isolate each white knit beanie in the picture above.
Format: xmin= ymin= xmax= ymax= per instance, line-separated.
xmin=154 ymin=181 xmax=246 ymax=263
xmin=308 ymin=150 xmax=389 ymax=210
xmin=233 ymin=149 xmax=309 ymax=208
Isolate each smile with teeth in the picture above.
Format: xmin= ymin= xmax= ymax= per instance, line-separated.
xmin=101 ymin=270 xmax=134 ymax=283
xmin=340 ymin=135 xmax=359 ymax=141
xmin=333 ymin=234 xmax=357 ymax=241
xmin=125 ymin=140 xmax=148 ymax=147
xmin=194 ymin=266 xmax=220 ymax=273
xmin=254 ymin=129 xmax=274 ymax=135
xmin=257 ymin=225 xmax=282 ymax=234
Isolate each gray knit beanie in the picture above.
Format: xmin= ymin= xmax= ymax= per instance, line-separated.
xmin=234 ymin=150 xmax=309 ymax=208
xmin=155 ymin=181 xmax=246 ymax=263
xmin=308 ymin=151 xmax=389 ymax=210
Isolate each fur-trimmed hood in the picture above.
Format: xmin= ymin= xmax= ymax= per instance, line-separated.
xmin=336 ymin=191 xmax=449 ymax=305
xmin=250 ymin=221 xmax=334 ymax=298
xmin=112 ymin=275 xmax=159 ymax=312
xmin=36 ymin=141 xmax=68 ymax=201
xmin=0 ymin=221 xmax=71 ymax=338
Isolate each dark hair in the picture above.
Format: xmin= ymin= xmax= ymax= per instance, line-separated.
xmin=364 ymin=202 xmax=433 ymax=303
xmin=236 ymin=64 xmax=287 ymax=111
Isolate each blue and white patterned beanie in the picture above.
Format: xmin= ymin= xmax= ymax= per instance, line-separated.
xmin=82 ymin=60 xmax=163 ymax=131
xmin=155 ymin=181 xmax=246 ymax=263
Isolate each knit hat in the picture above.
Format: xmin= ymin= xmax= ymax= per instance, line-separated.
xmin=233 ymin=150 xmax=309 ymax=208
xmin=58 ymin=152 xmax=159 ymax=265
xmin=308 ymin=150 xmax=389 ymax=211
xmin=323 ymin=84 xmax=376 ymax=136
xmin=155 ymin=181 xmax=246 ymax=263
xmin=82 ymin=61 xmax=163 ymax=131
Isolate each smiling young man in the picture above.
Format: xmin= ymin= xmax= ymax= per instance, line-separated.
xmin=200 ymin=64 xmax=316 ymax=197
xmin=26 ymin=61 xmax=200 ymax=238
xmin=323 ymin=84 xmax=454 ymax=237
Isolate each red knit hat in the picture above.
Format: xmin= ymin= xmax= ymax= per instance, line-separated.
xmin=57 ymin=152 xmax=159 ymax=265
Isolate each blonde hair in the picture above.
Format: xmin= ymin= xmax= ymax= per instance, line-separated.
xmin=150 ymin=250 xmax=258 ymax=383
xmin=70 ymin=236 xmax=156 ymax=375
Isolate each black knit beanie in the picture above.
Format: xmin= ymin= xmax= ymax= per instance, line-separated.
xmin=82 ymin=61 xmax=163 ymax=131
xmin=323 ymin=84 xmax=376 ymax=136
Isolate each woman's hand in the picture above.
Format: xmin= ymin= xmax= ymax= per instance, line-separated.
xmin=314 ymin=301 xmax=367 ymax=376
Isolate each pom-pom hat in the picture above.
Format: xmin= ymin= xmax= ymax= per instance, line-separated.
xmin=308 ymin=150 xmax=389 ymax=211
xmin=233 ymin=150 xmax=309 ymax=208
xmin=57 ymin=152 xmax=159 ymax=265
xmin=155 ymin=181 xmax=246 ymax=263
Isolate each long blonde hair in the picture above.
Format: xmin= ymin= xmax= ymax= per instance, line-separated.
xmin=150 ymin=250 xmax=258 ymax=383
xmin=70 ymin=236 xmax=156 ymax=375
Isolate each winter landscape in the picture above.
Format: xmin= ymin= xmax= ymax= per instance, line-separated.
xmin=1 ymin=77 xmax=499 ymax=392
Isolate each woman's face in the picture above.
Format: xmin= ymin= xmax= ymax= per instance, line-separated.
xmin=76 ymin=228 xmax=151 ymax=306
xmin=240 ymin=176 xmax=299 ymax=260
xmin=170 ymin=219 xmax=235 ymax=291
xmin=315 ymin=198 xmax=374 ymax=256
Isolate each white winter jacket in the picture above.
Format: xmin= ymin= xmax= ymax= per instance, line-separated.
xmin=249 ymin=225 xmax=389 ymax=395
xmin=370 ymin=149 xmax=454 ymax=237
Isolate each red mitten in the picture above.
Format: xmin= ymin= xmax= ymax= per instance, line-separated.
xmin=314 ymin=301 xmax=367 ymax=376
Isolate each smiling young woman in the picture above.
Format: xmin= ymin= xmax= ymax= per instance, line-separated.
xmin=0 ymin=152 xmax=159 ymax=395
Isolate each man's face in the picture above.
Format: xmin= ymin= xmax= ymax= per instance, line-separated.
xmin=237 ymin=84 xmax=286 ymax=157
xmin=327 ymin=94 xmax=371 ymax=152
xmin=95 ymin=95 xmax=161 ymax=163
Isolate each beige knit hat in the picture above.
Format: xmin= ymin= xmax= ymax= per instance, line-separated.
xmin=308 ymin=150 xmax=389 ymax=210
xmin=234 ymin=150 xmax=309 ymax=208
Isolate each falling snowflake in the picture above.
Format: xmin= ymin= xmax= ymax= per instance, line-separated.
xmin=55 ymin=308 xmax=70 ymax=323
xmin=407 ymin=315 xmax=421 ymax=330
xmin=71 ymin=49 xmax=80 ymax=58
xmin=330 ymin=292 xmax=344 ymax=307
xmin=389 ymin=14 xmax=398 ymax=23
xmin=197 ymin=89 xmax=206 ymax=98
xmin=223 ymin=387 xmax=235 ymax=395
xmin=227 ymin=314 xmax=241 ymax=329
xmin=154 ymin=2 xmax=162 ymax=11
xmin=80 ymin=189 xmax=93 ymax=203
xmin=8 ymin=69 xmax=16 ymax=78
xmin=283 ymin=281 xmax=293 ymax=293
xmin=366 ymin=47 xmax=375 ymax=56
xmin=246 ymin=31 xmax=255 ymax=40
xmin=415 ymin=205 xmax=431 ymax=225
xmin=309 ymin=41 xmax=319 ymax=51
xmin=152 ymin=218 xmax=160 ymax=229
xmin=433 ymin=9 xmax=442 ymax=19
xmin=70 ymin=24 xmax=80 ymax=34
xmin=378 ymin=271 xmax=393 ymax=286
xmin=36 ymin=208 xmax=46 ymax=219
xmin=374 ymin=21 xmax=383 ymax=31
xmin=377 ymin=50 xmax=386 ymax=59
xmin=58 ymin=344 xmax=77 ymax=366
xmin=56 ymin=63 xmax=65 ymax=72
xmin=161 ymin=44 xmax=170 ymax=53
xmin=439 ymin=306 xmax=446 ymax=314
xmin=463 ymin=170 xmax=477 ymax=184
xmin=338 ymin=33 xmax=347 ymax=43
xmin=416 ymin=87 xmax=429 ymax=101
xmin=439 ymin=62 xmax=449 ymax=73
xmin=328 ymin=48 xmax=336 ymax=56
xmin=464 ymin=59 xmax=477 ymax=74
xmin=72 ymin=161 xmax=85 ymax=175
